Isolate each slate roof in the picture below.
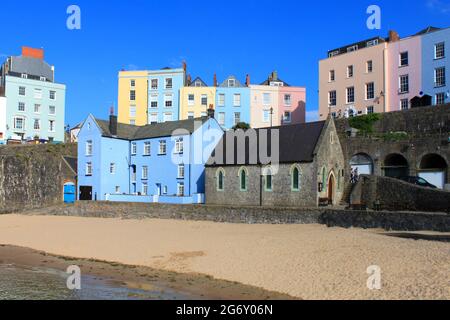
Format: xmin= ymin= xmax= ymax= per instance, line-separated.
xmin=206 ymin=121 xmax=326 ymax=166
xmin=259 ymin=77 xmax=291 ymax=86
xmin=95 ymin=116 xmax=210 ymax=141
xmin=414 ymin=26 xmax=442 ymax=36
xmin=8 ymin=55 xmax=54 ymax=82
xmin=189 ymin=77 xmax=208 ymax=87
xmin=219 ymin=75 xmax=245 ymax=88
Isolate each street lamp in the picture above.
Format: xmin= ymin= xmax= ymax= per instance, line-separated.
xmin=270 ymin=107 xmax=274 ymax=127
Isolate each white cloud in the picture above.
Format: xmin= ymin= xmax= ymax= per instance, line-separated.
xmin=305 ymin=110 xmax=319 ymax=123
xmin=427 ymin=0 xmax=450 ymax=14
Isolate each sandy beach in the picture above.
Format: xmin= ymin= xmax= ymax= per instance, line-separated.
xmin=0 ymin=214 xmax=449 ymax=300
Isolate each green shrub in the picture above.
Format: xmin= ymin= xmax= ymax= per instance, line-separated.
xmin=349 ymin=113 xmax=381 ymax=135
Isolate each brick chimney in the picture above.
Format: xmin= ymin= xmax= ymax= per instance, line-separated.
xmin=271 ymin=71 xmax=278 ymax=81
xmin=388 ymin=30 xmax=400 ymax=42
xmin=245 ymin=74 xmax=250 ymax=87
xmin=109 ymin=107 xmax=118 ymax=135
xmin=213 ymin=73 xmax=218 ymax=87
xmin=22 ymin=46 xmax=44 ymax=60
xmin=207 ymin=104 xmax=215 ymax=118
xmin=182 ymin=61 xmax=187 ymax=72
xmin=187 ymin=74 xmax=192 ymax=86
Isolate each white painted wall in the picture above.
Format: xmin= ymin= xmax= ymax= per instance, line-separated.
xmin=0 ymin=96 xmax=6 ymax=144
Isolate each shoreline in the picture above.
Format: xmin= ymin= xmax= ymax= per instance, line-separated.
xmin=0 ymin=214 xmax=449 ymax=299
xmin=0 ymin=245 xmax=293 ymax=300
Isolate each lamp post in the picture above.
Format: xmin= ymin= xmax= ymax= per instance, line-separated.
xmin=270 ymin=107 xmax=274 ymax=127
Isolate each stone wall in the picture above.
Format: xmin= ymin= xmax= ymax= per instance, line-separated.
xmin=25 ymin=201 xmax=450 ymax=232
xmin=205 ymin=163 xmax=317 ymax=207
xmin=0 ymin=144 xmax=77 ymax=213
xmin=351 ymin=174 xmax=450 ymax=213
xmin=335 ymin=104 xmax=450 ymax=196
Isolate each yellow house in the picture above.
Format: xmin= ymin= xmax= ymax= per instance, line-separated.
xmin=180 ymin=77 xmax=216 ymax=119
xmin=118 ymin=71 xmax=148 ymax=126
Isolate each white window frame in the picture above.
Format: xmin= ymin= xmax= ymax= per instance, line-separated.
xmin=263 ymin=93 xmax=271 ymax=105
xmin=201 ymin=94 xmax=208 ymax=106
xmin=131 ymin=142 xmax=137 ymax=155
xmin=400 ymin=99 xmax=409 ymax=110
xmin=86 ymin=162 xmax=93 ymax=176
xmin=366 ymin=82 xmax=375 ymax=100
xmin=177 ymin=183 xmax=185 ymax=196
xmin=19 ymin=86 xmax=26 ymax=96
xmin=367 ymin=60 xmax=373 ymax=73
xmin=228 ymin=79 xmax=235 ymax=87
xmin=347 ymin=65 xmax=354 ymax=78
xmin=218 ymin=94 xmax=225 ymax=106
xmin=435 ymin=92 xmax=445 ymax=105
xmin=234 ymin=112 xmax=241 ymax=125
xmin=14 ymin=117 xmax=25 ymax=130
xmin=129 ymin=105 xmax=136 ymax=118
xmin=85 ymin=140 xmax=93 ymax=156
xmin=164 ymin=94 xmax=173 ymax=108
xmin=399 ymin=75 xmax=409 ymax=93
xmin=329 ymin=91 xmax=337 ymax=106
xmin=144 ymin=142 xmax=151 ymax=156
xmin=233 ymin=94 xmax=241 ymax=107
xmin=188 ymin=94 xmax=195 ymax=106
xmin=435 ymin=42 xmax=445 ymax=59
xmin=33 ymin=118 xmax=41 ymax=131
xmin=34 ymin=104 xmax=41 ymax=114
xmin=346 ymin=87 xmax=355 ymax=104
xmin=18 ymin=102 xmax=25 ymax=112
xmin=329 ymin=70 xmax=335 ymax=82
xmin=142 ymin=166 xmax=148 ymax=180
xmin=283 ymin=111 xmax=292 ymax=123
xmin=142 ymin=182 xmax=148 ymax=196
xmin=159 ymin=140 xmax=167 ymax=155
xmin=178 ymin=164 xmax=185 ymax=179
xmin=263 ymin=110 xmax=270 ymax=123
xmin=150 ymin=94 xmax=158 ymax=108
xmin=110 ymin=163 xmax=116 ymax=175
xmin=151 ymin=79 xmax=158 ymax=90
xmin=218 ymin=112 xmax=225 ymax=126
xmin=165 ymin=78 xmax=173 ymax=89
xmin=435 ymin=67 xmax=446 ymax=87
xmin=175 ymin=138 xmax=184 ymax=154
xmin=49 ymin=90 xmax=56 ymax=100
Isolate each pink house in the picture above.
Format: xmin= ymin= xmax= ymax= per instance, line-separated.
xmin=386 ymin=33 xmax=422 ymax=112
xmin=279 ymin=86 xmax=306 ymax=125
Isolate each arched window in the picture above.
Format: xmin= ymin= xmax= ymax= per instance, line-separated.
xmin=239 ymin=167 xmax=248 ymax=191
xmin=264 ymin=167 xmax=273 ymax=192
xmin=322 ymin=167 xmax=327 ymax=187
xmin=216 ymin=168 xmax=225 ymax=191
xmin=291 ymin=165 xmax=301 ymax=191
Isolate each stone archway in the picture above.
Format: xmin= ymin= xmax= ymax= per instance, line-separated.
xmin=383 ymin=154 xmax=409 ymax=178
xmin=419 ymin=154 xmax=448 ymax=189
xmin=327 ymin=172 xmax=336 ymax=205
xmin=350 ymin=153 xmax=374 ymax=175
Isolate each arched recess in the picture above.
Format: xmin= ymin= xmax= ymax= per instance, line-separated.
xmin=418 ymin=154 xmax=447 ymax=189
xmin=350 ymin=153 xmax=374 ymax=175
xmin=383 ymin=154 xmax=409 ymax=178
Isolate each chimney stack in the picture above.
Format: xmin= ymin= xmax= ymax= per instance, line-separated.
xmin=22 ymin=46 xmax=44 ymax=60
xmin=271 ymin=71 xmax=278 ymax=81
xmin=245 ymin=74 xmax=250 ymax=87
xmin=213 ymin=74 xmax=218 ymax=87
xmin=207 ymin=104 xmax=215 ymax=118
xmin=388 ymin=30 xmax=400 ymax=42
xmin=187 ymin=74 xmax=192 ymax=86
xmin=182 ymin=61 xmax=187 ymax=72
xmin=109 ymin=107 xmax=118 ymax=135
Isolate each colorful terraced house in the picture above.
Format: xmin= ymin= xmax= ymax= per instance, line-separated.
xmin=319 ymin=26 xmax=449 ymax=120
xmin=77 ymin=112 xmax=223 ymax=204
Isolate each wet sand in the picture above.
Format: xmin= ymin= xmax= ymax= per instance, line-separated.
xmin=0 ymin=245 xmax=292 ymax=300
xmin=0 ymin=214 xmax=449 ymax=299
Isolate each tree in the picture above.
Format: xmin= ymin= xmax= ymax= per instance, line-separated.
xmin=232 ymin=122 xmax=251 ymax=130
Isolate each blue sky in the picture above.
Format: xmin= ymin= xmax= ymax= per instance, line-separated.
xmin=1 ymin=0 xmax=449 ymax=127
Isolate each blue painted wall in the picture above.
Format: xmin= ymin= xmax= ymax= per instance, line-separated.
xmin=5 ymin=76 xmax=66 ymax=142
xmin=77 ymin=115 xmax=224 ymax=203
xmin=147 ymin=68 xmax=185 ymax=123
xmin=421 ymin=28 xmax=450 ymax=105
xmin=215 ymin=85 xmax=250 ymax=129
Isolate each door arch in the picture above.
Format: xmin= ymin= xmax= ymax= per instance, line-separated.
xmin=419 ymin=154 xmax=447 ymax=189
xmin=327 ymin=172 xmax=336 ymax=204
xmin=383 ymin=154 xmax=409 ymax=178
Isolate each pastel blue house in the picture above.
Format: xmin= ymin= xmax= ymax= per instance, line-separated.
xmin=147 ymin=67 xmax=185 ymax=124
xmin=77 ymin=113 xmax=223 ymax=204
xmin=421 ymin=27 xmax=450 ymax=105
xmin=215 ymin=76 xmax=251 ymax=129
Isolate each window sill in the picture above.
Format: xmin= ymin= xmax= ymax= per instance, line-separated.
xmin=399 ymin=64 xmax=409 ymax=68
xmin=434 ymin=84 xmax=446 ymax=88
xmin=398 ymin=91 xmax=409 ymax=95
xmin=434 ymin=57 xmax=445 ymax=61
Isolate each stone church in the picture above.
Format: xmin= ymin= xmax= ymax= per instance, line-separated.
xmin=205 ymin=117 xmax=345 ymax=207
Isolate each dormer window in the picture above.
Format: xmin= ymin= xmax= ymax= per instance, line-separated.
xmin=347 ymin=45 xmax=358 ymax=52
xmin=21 ymin=73 xmax=28 ymax=79
xmin=195 ymin=80 xmax=202 ymax=87
xmin=228 ymin=79 xmax=235 ymax=87
xmin=366 ymin=39 xmax=379 ymax=47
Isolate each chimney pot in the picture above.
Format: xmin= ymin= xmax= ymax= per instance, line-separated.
xmin=207 ymin=105 xmax=215 ymax=118
xmin=213 ymin=74 xmax=218 ymax=87
xmin=182 ymin=61 xmax=187 ymax=72
xmin=388 ymin=30 xmax=400 ymax=42
xmin=245 ymin=74 xmax=250 ymax=87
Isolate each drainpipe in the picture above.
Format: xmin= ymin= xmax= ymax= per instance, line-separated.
xmin=259 ymin=166 xmax=263 ymax=206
